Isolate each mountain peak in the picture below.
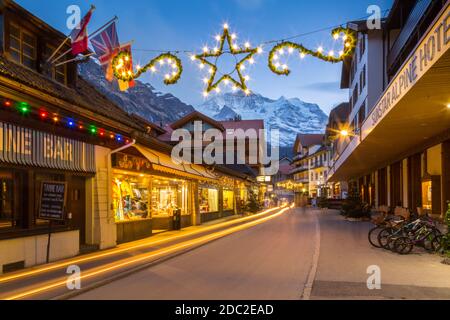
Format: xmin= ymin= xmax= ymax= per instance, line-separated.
xmin=196 ymin=91 xmax=328 ymax=146
xmin=78 ymin=59 xmax=194 ymax=125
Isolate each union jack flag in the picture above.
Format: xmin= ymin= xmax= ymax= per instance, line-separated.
xmin=90 ymin=21 xmax=120 ymax=66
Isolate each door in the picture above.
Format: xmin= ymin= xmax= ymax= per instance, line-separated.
xmin=68 ymin=176 xmax=86 ymax=244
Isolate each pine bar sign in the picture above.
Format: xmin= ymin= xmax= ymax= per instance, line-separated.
xmin=38 ymin=182 xmax=68 ymax=221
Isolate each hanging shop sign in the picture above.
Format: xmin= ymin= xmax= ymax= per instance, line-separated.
xmin=112 ymin=152 xmax=152 ymax=173
xmin=365 ymin=5 xmax=450 ymax=135
xmin=38 ymin=181 xmax=68 ymax=221
xmin=0 ymin=121 xmax=95 ymax=172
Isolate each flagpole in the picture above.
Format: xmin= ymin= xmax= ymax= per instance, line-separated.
xmin=51 ymin=15 xmax=119 ymax=65
xmin=47 ymin=5 xmax=96 ymax=64
xmin=88 ymin=15 xmax=119 ymax=40
xmin=54 ymin=53 xmax=95 ymax=67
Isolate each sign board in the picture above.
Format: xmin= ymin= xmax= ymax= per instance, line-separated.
xmin=364 ymin=5 xmax=450 ymax=137
xmin=38 ymin=181 xmax=68 ymax=221
xmin=0 ymin=121 xmax=96 ymax=173
xmin=257 ymin=176 xmax=272 ymax=183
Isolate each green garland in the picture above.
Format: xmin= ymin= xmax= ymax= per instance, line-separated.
xmin=194 ymin=27 xmax=260 ymax=95
xmin=112 ymin=52 xmax=183 ymax=85
xmin=268 ymin=27 xmax=357 ymax=76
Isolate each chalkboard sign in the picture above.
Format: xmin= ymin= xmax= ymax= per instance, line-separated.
xmin=38 ymin=181 xmax=68 ymax=221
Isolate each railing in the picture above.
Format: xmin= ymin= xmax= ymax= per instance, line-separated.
xmin=387 ymin=0 xmax=432 ymax=71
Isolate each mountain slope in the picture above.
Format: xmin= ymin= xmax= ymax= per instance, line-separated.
xmin=78 ymin=59 xmax=195 ymax=124
xmin=197 ymin=91 xmax=328 ymax=146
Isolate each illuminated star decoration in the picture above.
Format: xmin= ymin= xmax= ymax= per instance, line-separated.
xmin=193 ymin=23 xmax=263 ymax=97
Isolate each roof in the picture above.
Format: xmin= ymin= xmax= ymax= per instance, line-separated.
xmin=293 ymin=134 xmax=324 ymax=153
xmin=159 ymin=114 xmax=265 ymax=142
xmin=278 ymin=163 xmax=294 ymax=176
xmin=0 ymin=55 xmax=141 ymax=132
xmin=170 ymin=111 xmax=225 ymax=131
xmin=328 ymin=103 xmax=350 ymax=125
xmin=221 ymin=119 xmax=264 ymax=132
xmin=130 ymin=113 xmax=167 ymax=135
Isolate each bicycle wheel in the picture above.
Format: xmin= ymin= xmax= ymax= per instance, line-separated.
xmin=368 ymin=226 xmax=384 ymax=248
xmin=378 ymin=227 xmax=395 ymax=250
xmin=393 ymin=237 xmax=414 ymax=255
xmin=426 ymin=235 xmax=444 ymax=253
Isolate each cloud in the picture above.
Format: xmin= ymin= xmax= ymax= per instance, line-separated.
xmin=297 ymin=81 xmax=341 ymax=91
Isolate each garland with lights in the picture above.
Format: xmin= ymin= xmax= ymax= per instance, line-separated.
xmin=112 ymin=52 xmax=183 ymax=85
xmin=1 ymin=98 xmax=130 ymax=144
xmin=192 ymin=24 xmax=262 ymax=96
xmin=268 ymin=27 xmax=357 ymax=76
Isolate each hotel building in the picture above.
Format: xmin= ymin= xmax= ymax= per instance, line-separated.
xmin=328 ymin=0 xmax=450 ymax=217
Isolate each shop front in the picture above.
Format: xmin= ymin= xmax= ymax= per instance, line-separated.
xmin=111 ymin=146 xmax=217 ymax=243
xmin=199 ymin=183 xmax=220 ymax=223
xmin=0 ymin=120 xmax=95 ymax=272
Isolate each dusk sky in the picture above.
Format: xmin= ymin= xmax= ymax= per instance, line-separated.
xmin=17 ymin=0 xmax=392 ymax=114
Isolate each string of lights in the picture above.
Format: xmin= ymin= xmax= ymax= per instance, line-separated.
xmin=1 ymin=98 xmax=130 ymax=144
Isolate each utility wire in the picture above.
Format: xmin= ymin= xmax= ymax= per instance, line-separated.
xmin=131 ymin=8 xmax=391 ymax=54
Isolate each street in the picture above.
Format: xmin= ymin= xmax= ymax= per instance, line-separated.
xmin=74 ymin=208 xmax=450 ymax=300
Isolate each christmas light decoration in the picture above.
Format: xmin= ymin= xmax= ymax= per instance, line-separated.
xmin=194 ymin=24 xmax=262 ymax=95
xmin=112 ymin=52 xmax=183 ymax=85
xmin=268 ymin=27 xmax=357 ymax=76
xmin=0 ymin=97 xmax=130 ymax=144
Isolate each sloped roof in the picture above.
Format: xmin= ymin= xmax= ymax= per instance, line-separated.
xmin=0 ymin=56 xmax=141 ymax=131
xmin=170 ymin=111 xmax=225 ymax=131
xmin=293 ymin=134 xmax=324 ymax=152
xmin=221 ymin=119 xmax=264 ymax=131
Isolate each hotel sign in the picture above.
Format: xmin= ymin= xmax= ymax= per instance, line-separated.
xmin=366 ymin=5 xmax=450 ymax=137
xmin=0 ymin=121 xmax=95 ymax=172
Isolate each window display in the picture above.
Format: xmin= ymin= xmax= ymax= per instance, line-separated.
xmin=151 ymin=178 xmax=189 ymax=217
xmin=199 ymin=188 xmax=219 ymax=213
xmin=223 ymin=189 xmax=235 ymax=211
xmin=113 ymin=175 xmax=150 ymax=222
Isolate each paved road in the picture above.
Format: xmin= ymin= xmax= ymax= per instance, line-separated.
xmin=75 ymin=208 xmax=317 ymax=300
xmin=75 ymin=208 xmax=450 ymax=300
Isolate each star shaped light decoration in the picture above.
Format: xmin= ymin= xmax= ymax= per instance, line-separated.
xmin=193 ymin=23 xmax=263 ymax=97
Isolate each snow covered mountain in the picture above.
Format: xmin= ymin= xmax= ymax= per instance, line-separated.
xmin=197 ymin=91 xmax=328 ymax=146
xmin=78 ymin=59 xmax=195 ymax=124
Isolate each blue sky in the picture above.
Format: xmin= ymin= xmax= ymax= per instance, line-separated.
xmin=17 ymin=0 xmax=392 ymax=114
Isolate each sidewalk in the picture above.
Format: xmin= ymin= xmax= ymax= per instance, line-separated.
xmin=312 ymin=209 xmax=450 ymax=300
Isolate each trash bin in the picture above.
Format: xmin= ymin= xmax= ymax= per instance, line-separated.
xmin=172 ymin=209 xmax=182 ymax=230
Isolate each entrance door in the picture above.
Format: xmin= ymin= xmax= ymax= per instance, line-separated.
xmin=67 ymin=176 xmax=86 ymax=244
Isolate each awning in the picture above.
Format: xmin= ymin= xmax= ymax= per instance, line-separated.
xmin=134 ymin=145 xmax=217 ymax=181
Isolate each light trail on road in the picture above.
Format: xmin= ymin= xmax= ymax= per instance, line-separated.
xmin=0 ymin=207 xmax=283 ymax=284
xmin=3 ymin=206 xmax=292 ymax=300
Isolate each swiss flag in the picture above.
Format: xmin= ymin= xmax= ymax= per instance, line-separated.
xmin=70 ymin=7 xmax=94 ymax=55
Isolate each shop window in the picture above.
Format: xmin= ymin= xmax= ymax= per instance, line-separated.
xmin=199 ymin=188 xmax=219 ymax=213
xmin=422 ymin=181 xmax=432 ymax=211
xmin=0 ymin=173 xmax=14 ymax=229
xmin=223 ymin=190 xmax=235 ymax=211
xmin=113 ymin=174 xmax=150 ymax=221
xmin=151 ymin=177 xmax=189 ymax=217
xmin=9 ymin=23 xmax=37 ymax=69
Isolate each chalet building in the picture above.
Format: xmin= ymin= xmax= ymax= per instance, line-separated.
xmin=325 ymin=102 xmax=351 ymax=199
xmin=0 ymin=1 xmax=261 ymax=273
xmin=272 ymin=157 xmax=295 ymax=204
xmin=291 ymin=134 xmax=329 ymax=206
xmin=328 ymin=0 xmax=450 ymax=217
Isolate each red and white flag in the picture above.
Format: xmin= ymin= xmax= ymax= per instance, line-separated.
xmin=117 ymin=43 xmax=135 ymax=91
xmin=70 ymin=7 xmax=94 ymax=55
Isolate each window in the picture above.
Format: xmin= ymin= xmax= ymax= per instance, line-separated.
xmin=199 ymin=188 xmax=219 ymax=213
xmin=359 ymin=35 xmax=366 ymax=61
xmin=0 ymin=173 xmax=15 ymax=230
xmin=44 ymin=45 xmax=68 ymax=85
xmin=359 ymin=65 xmax=366 ymax=94
xmin=223 ymin=190 xmax=234 ymax=211
xmin=358 ymin=100 xmax=366 ymax=129
xmin=9 ymin=23 xmax=37 ymax=69
xmin=352 ymin=86 xmax=358 ymax=110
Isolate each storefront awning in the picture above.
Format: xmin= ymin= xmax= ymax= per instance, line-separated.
xmin=134 ymin=145 xmax=217 ymax=181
